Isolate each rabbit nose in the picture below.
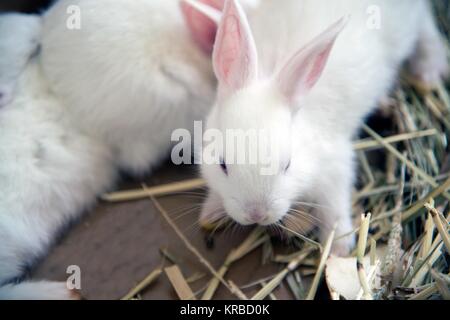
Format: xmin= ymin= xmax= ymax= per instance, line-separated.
xmin=248 ymin=209 xmax=267 ymax=223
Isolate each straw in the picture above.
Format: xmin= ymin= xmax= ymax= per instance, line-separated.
xmin=356 ymin=213 xmax=373 ymax=300
xmin=424 ymin=202 xmax=450 ymax=254
xmin=251 ymin=246 xmax=315 ymax=300
xmin=148 ymin=187 xmax=244 ymax=299
xmin=102 ymin=178 xmax=205 ymax=202
xmin=165 ymin=265 xmax=196 ymax=300
xmin=362 ymin=125 xmax=450 ymax=201
xmin=202 ymin=227 xmax=268 ymax=300
xmin=121 ymin=268 xmax=162 ymax=300
xmin=306 ymin=225 xmax=336 ymax=300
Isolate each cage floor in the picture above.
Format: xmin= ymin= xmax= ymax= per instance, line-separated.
xmin=32 ymin=163 xmax=299 ymax=300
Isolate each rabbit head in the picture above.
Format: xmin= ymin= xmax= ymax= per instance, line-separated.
xmin=199 ymin=0 xmax=347 ymax=226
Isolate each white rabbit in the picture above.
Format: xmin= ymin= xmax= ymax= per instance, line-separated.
xmin=39 ymin=0 xmax=218 ymax=176
xmin=195 ymin=0 xmax=448 ymax=255
xmin=0 ymin=58 xmax=116 ymax=299
xmin=0 ymin=0 xmax=228 ymax=299
xmin=39 ymin=0 xmax=262 ymax=176
xmin=0 ymin=0 xmax=265 ymax=299
xmin=0 ymin=13 xmax=41 ymax=108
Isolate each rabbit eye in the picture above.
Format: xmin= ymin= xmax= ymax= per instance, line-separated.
xmin=220 ymin=158 xmax=228 ymax=175
xmin=284 ymin=159 xmax=291 ymax=172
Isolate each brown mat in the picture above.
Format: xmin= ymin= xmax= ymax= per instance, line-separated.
xmin=32 ymin=163 xmax=299 ymax=300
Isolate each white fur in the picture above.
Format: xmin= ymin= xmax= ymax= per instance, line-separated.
xmin=200 ymin=0 xmax=448 ymax=255
xmin=0 ymin=0 xmax=219 ymax=299
xmin=40 ymin=0 xmax=262 ymax=175
xmin=0 ymin=0 xmax=221 ymax=299
xmin=0 ymin=13 xmax=41 ymax=108
xmin=0 ymin=281 xmax=79 ymax=300
xmin=407 ymin=3 xmax=450 ymax=87
xmin=0 ymin=0 xmax=445 ymax=299
xmin=40 ymin=0 xmax=216 ymax=175
xmin=0 ymin=59 xmax=115 ymax=298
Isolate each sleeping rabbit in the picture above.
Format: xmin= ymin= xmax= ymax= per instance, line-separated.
xmin=0 ymin=56 xmax=116 ymax=299
xmin=0 ymin=0 xmax=225 ymax=299
xmin=39 ymin=0 xmax=262 ymax=176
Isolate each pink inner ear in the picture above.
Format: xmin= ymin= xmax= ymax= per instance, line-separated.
xmin=303 ymin=46 xmax=333 ymax=90
xmin=213 ymin=0 xmax=257 ymax=93
xmin=206 ymin=0 xmax=224 ymax=9
xmin=217 ymin=15 xmax=241 ymax=79
xmin=278 ymin=16 xmax=348 ymax=106
xmin=280 ymin=41 xmax=336 ymax=103
xmin=181 ymin=0 xmax=223 ymax=54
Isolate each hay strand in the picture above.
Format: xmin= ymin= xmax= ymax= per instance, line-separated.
xmin=147 ymin=187 xmax=243 ymax=299
xmin=306 ymin=225 xmax=336 ymax=300
xmin=164 ymin=265 xmax=196 ymax=300
xmin=356 ymin=213 xmax=373 ymax=300
xmin=102 ymin=178 xmax=205 ymax=202
xmin=121 ymin=268 xmax=162 ymax=300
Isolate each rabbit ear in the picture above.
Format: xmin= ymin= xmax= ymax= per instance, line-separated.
xmin=180 ymin=0 xmax=223 ymax=54
xmin=277 ymin=16 xmax=348 ymax=107
xmin=213 ymin=0 xmax=258 ymax=96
